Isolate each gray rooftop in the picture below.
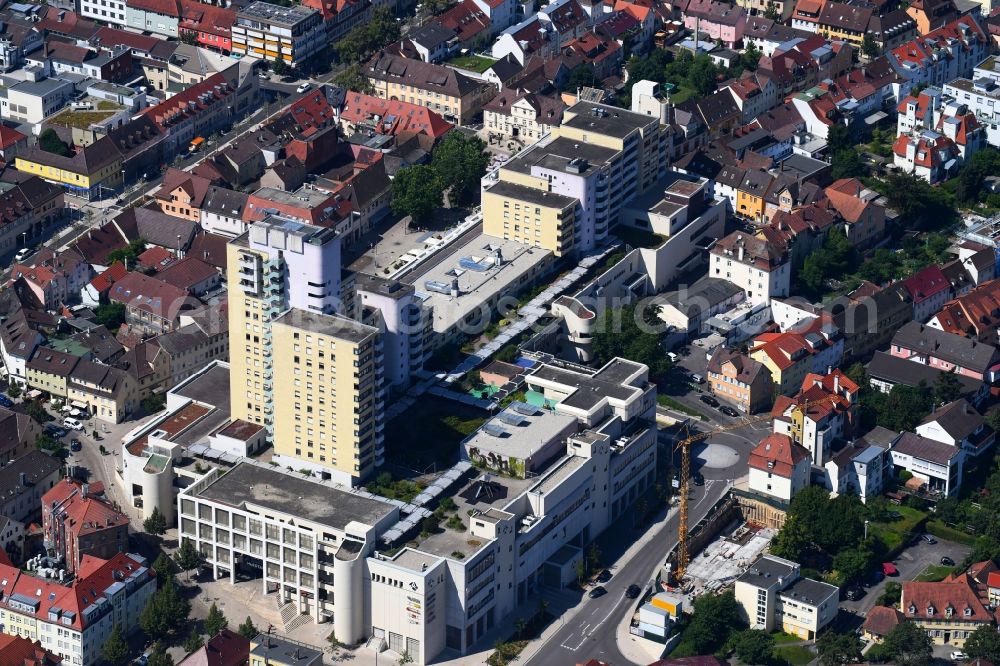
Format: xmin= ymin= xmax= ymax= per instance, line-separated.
xmin=892 ymin=322 xmax=998 ymax=372
xmin=505 ymin=136 xmax=619 ymax=177
xmin=272 ymin=308 xmax=379 ymax=344
xmin=250 ymin=635 xmax=323 ymax=664
xmin=562 ymin=101 xmax=655 ymax=138
xmin=527 ymin=358 xmax=646 ymax=412
xmin=238 ymin=1 xmax=318 ymax=26
xmin=892 ymin=432 xmax=962 ymax=466
xmin=195 ymin=462 xmax=395 ymax=530
xmin=356 ymin=273 xmax=415 ymax=301
xmin=780 ymin=577 xmax=838 ymax=606
xmin=866 ymin=350 xmax=983 ymax=396
xmin=462 ymin=404 xmax=577 ymax=462
xmin=171 ymin=362 xmax=231 ymax=412
xmin=484 ymin=180 xmax=575 ymax=209
xmin=737 ymin=555 xmax=798 ymax=587
xmin=662 ymin=277 xmax=743 ymax=316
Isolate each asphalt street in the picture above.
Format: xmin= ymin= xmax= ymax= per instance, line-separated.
xmin=523 ymin=479 xmax=731 ymax=666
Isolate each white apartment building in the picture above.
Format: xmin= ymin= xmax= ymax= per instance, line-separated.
xmin=355 ymin=274 xmax=428 ymax=394
xmin=1 ymin=78 xmax=75 ymax=126
xmin=709 ymin=231 xmax=791 ymax=307
xmin=747 ymin=433 xmax=810 ymax=503
xmin=0 ymin=552 xmax=155 ymax=666
xmin=232 ymin=2 xmax=326 ymax=67
xmin=178 ymin=462 xmax=400 ymax=644
xmin=735 ymin=555 xmax=839 ymax=640
xmin=823 ymin=439 xmax=889 ymax=503
xmin=368 ymin=357 xmax=658 ymax=664
xmin=79 ymin=0 xmax=127 ymax=27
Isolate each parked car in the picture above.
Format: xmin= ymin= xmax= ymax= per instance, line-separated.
xmin=941 ymin=556 xmax=955 ymax=566
xmin=70 ymin=439 xmax=81 ymax=452
xmin=691 ymin=373 xmax=705 ymax=384
xmin=951 ymin=652 xmax=967 ymax=661
xmin=45 ymin=424 xmax=67 ymax=438
xmin=626 ymin=584 xmax=641 ymax=599
xmin=699 ymin=395 xmax=719 ymax=408
xmin=0 ymin=394 xmax=12 ymax=408
xmin=589 ymin=586 xmax=607 ymax=599
xmin=921 ymin=534 xmax=937 ymax=544
xmin=692 ymin=473 xmax=705 ymax=486
xmin=844 ymin=586 xmax=865 ymax=601
xmin=296 ymin=82 xmax=311 ymax=93
xmin=63 ymin=418 xmax=82 ymax=431
xmin=596 ymin=569 xmax=612 ymax=583
xmin=719 ymin=405 xmax=739 ymax=417
xmin=882 ymin=562 xmax=898 ymax=576
xmin=14 ymin=247 xmax=30 ymax=262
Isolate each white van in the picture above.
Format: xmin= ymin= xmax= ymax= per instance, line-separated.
xmin=63 ymin=417 xmax=83 ymax=431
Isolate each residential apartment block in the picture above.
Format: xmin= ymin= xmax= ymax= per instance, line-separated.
xmin=482 ymin=101 xmax=668 ymax=255
xmin=41 ymin=478 xmax=129 ymax=574
xmin=735 ymin=555 xmax=839 ymax=640
xmin=232 ymin=2 xmax=325 ymax=66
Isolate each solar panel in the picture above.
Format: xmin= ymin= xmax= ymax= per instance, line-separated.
xmin=482 ymin=423 xmax=507 ymax=437
xmin=510 ymin=401 xmax=538 ymax=416
xmin=497 ymin=412 xmax=525 ymax=427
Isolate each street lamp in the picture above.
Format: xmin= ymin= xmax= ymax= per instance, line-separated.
xmin=864 ymin=520 xmax=869 ymax=540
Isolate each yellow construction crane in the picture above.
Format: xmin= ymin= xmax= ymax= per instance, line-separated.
xmin=673 ymin=395 xmax=838 ymax=580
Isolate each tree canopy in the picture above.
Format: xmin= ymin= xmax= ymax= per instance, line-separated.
xmin=797 ymin=229 xmax=859 ymax=298
xmin=101 ymin=626 xmax=129 ymax=666
xmin=391 ymin=165 xmax=443 ymax=224
xmin=965 ymin=624 xmax=1000 ymax=662
xmin=335 ymin=6 xmax=399 ymax=64
xmin=333 ymin=64 xmax=375 ymax=95
xmin=871 ymin=621 xmax=933 ymax=666
xmin=883 ymin=172 xmax=957 ymax=231
xmin=817 ymin=631 xmax=864 ymax=666
xmin=39 ymin=128 xmax=72 ymax=157
xmin=769 ymin=486 xmax=868 ymax=564
xmin=143 ymin=507 xmax=167 ymax=536
xmin=684 ymin=591 xmax=746 ymax=654
xmin=140 ymin=579 xmax=191 ymax=639
xmin=430 ymin=132 xmax=491 ymax=207
xmin=591 ymin=303 xmax=670 ymax=378
xmin=733 ymin=629 xmax=774 ymax=665
xmin=562 ymin=64 xmax=600 ymax=92
xmin=204 ymin=602 xmax=228 ymax=637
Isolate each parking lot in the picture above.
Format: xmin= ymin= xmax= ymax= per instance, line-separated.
xmin=840 ymin=535 xmax=971 ymax=616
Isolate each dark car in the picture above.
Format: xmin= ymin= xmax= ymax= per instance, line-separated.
xmin=719 ymin=405 xmax=739 ymax=417
xmin=0 ymin=394 xmax=12 ymax=408
xmin=589 ymin=586 xmax=608 ymax=599
xmin=70 ymin=439 xmax=81 ymax=452
xmin=941 ymin=556 xmax=955 ymax=567
xmin=692 ymin=473 xmax=705 ymax=486
xmin=699 ymin=395 xmax=720 ymax=408
xmin=845 ymin=586 xmax=866 ymax=601
xmin=596 ymin=569 xmax=612 ymax=583
xmin=626 ymin=584 xmax=641 ymax=599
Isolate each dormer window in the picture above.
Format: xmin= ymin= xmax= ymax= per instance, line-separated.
xmin=927 ymin=605 xmax=935 ymax=617
xmin=945 ymin=606 xmax=953 ymax=618
xmin=964 ymin=607 xmax=973 ymax=617
xmin=909 ymin=604 xmax=917 ymax=615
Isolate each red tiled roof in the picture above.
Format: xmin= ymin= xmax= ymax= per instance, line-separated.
xmin=127 ymin=0 xmax=180 ymax=17
xmin=862 ymin=606 xmax=904 ymax=636
xmin=138 ymin=246 xmax=176 ymax=272
xmin=903 ymin=265 xmax=950 ymax=302
xmin=142 ymin=73 xmax=233 ymax=127
xmin=88 ymin=261 xmax=127 ymax=293
xmin=0 ymin=125 xmax=26 ymax=150
xmin=438 ymin=0 xmax=491 ymax=42
xmin=155 ymin=256 xmax=218 ymax=291
xmin=340 ymin=92 xmax=453 ymax=138
xmin=748 ymin=433 xmax=808 ymax=477
xmin=0 ymin=634 xmax=62 ymax=665
xmin=902 ymin=577 xmax=992 ymax=623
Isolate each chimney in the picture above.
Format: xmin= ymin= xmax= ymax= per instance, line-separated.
xmin=18 ymin=472 xmax=27 ymax=486
xmin=81 ymin=483 xmax=89 ymax=498
xmin=834 ymin=372 xmax=840 ymax=394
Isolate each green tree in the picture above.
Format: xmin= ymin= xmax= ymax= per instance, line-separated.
xmin=391 ymin=165 xmax=443 ymax=224
xmin=272 ymin=56 xmax=287 ymax=77
xmin=39 ymin=128 xmax=71 ymax=157
xmin=763 ymin=2 xmax=780 ymax=19
xmin=184 ymin=629 xmax=204 ymax=653
xmin=882 ymin=621 xmax=933 ymax=666
xmin=965 ymin=623 xmax=1000 ymax=662
xmin=101 ymin=626 xmax=129 ymax=666
xmin=831 ymin=149 xmax=866 ymax=180
xmin=876 ymin=581 xmax=902 ymax=607
xmin=562 ymin=64 xmax=600 ymax=92
xmin=592 ymin=304 xmax=669 ymax=378
xmin=335 ymin=6 xmax=399 ymax=63
xmin=769 ymin=514 xmax=811 ymax=561
xmin=933 ymin=369 xmax=962 ymax=405
xmin=333 ymin=64 xmax=375 ymax=94
xmin=94 ymin=302 xmax=127 ymax=331
xmin=586 ymin=543 xmax=601 ymax=570
xmin=883 ymin=172 xmax=956 ymax=231
xmin=147 ymin=643 xmax=174 ymax=666
xmin=817 ymin=631 xmax=864 ymax=666
xmin=152 ymin=552 xmax=177 ymax=587
xmin=399 ymin=650 xmax=414 ymax=665
xmin=179 ymin=30 xmax=198 ymax=45
xmin=175 ymin=538 xmax=202 ymax=581
xmin=430 ymin=132 xmax=490 ymax=207
xmin=143 ymin=507 xmax=168 ymax=536
xmin=238 ymin=616 xmax=259 ymax=641
xmin=574 ymin=558 xmax=586 ymax=585
xmin=832 ymin=545 xmax=873 ymax=584
xmin=686 ymin=590 xmax=746 ymax=654
xmin=827 ymin=123 xmax=852 ymax=154
xmin=140 ymin=580 xmax=191 ymax=639
xmin=733 ymin=629 xmax=774 ymax=665
xmin=626 ymin=49 xmax=672 ymax=86
xmin=861 ymin=32 xmax=880 ymax=59
xmin=204 ymin=602 xmax=228 ymax=637
xmin=877 ymin=383 xmax=933 ymax=432
xmin=954 ymin=148 xmax=1000 ymax=205
xmin=106 ymin=238 xmax=147 ymax=266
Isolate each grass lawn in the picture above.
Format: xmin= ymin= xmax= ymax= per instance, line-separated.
xmin=448 ymin=54 xmax=496 ymax=73
xmin=774 ymin=645 xmax=814 ymax=666
xmin=657 ymin=394 xmax=708 ymax=421
xmin=868 ymin=505 xmax=928 ymax=555
xmin=52 ymin=109 xmax=119 ymax=129
xmin=916 ymin=564 xmax=957 ymax=582
xmin=772 ymin=632 xmax=804 ymax=645
xmin=384 ymin=396 xmax=488 ymax=469
xmin=614 ymin=227 xmax=667 ymax=249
